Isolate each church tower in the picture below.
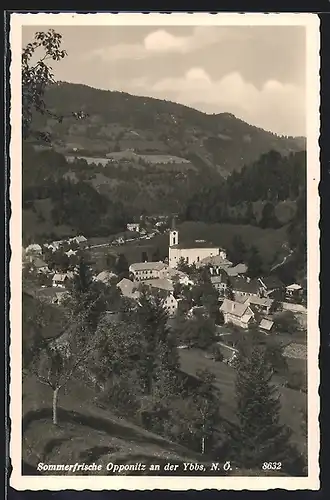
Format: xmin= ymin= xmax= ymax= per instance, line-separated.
xmin=169 ymin=217 xmax=179 ymax=247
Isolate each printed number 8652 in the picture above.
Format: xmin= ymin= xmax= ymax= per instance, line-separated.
xmin=262 ymin=462 xmax=282 ymax=470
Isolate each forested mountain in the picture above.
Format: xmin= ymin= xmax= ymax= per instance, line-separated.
xmin=30 ymin=82 xmax=304 ymax=177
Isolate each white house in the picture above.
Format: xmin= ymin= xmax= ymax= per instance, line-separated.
xmin=33 ymin=257 xmax=49 ymax=274
xmin=160 ymin=267 xmax=193 ymax=286
xmin=246 ymin=295 xmax=274 ymax=315
xmin=117 ymin=278 xmax=140 ymax=300
xmin=52 ymin=271 xmax=74 ymax=288
xmin=220 ymin=298 xmax=254 ymax=329
xmin=129 ymin=261 xmax=167 ymax=281
xmin=198 ymin=254 xmax=232 ymax=275
xmin=285 ymin=283 xmax=303 ymax=300
xmin=168 ymin=226 xmax=226 ymax=269
xmin=127 ymin=222 xmax=140 ymax=233
xmin=95 ymin=270 xmax=117 ymax=285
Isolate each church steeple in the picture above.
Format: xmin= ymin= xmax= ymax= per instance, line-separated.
xmin=169 ymin=216 xmax=178 ymax=247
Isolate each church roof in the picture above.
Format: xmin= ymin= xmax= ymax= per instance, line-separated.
xmin=170 ymin=240 xmax=220 ymax=249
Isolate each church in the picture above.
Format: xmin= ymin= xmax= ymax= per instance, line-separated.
xmin=168 ymin=225 xmax=227 ymax=269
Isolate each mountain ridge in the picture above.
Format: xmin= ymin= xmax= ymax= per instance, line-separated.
xmin=32 ymin=82 xmax=306 ymax=177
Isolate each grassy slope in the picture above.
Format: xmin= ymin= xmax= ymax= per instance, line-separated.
xmin=22 ymin=376 xmax=205 ymax=476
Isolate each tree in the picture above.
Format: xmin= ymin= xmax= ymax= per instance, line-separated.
xmin=228 ymin=344 xmax=301 ymax=473
xmin=259 ymin=202 xmax=280 ymax=229
xmin=247 ymin=245 xmax=263 ymax=279
xmin=28 ymin=297 xmax=103 ymax=425
xmin=224 ymin=277 xmax=235 ymax=300
xmin=230 ymin=235 xmax=247 ymax=265
xmin=274 ymin=310 xmax=300 ymax=334
xmin=114 ymin=253 xmax=129 ymax=280
xmin=22 ymin=29 xmax=87 ymax=142
xmin=141 ymin=251 xmax=149 ymax=263
xmin=105 ymin=252 xmax=117 ymax=272
xmin=152 ymin=247 xmax=161 ymax=262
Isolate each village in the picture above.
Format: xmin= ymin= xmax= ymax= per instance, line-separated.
xmin=22 ymin=216 xmax=307 ymax=375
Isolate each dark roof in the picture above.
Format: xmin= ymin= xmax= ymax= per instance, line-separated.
xmin=259 ymin=276 xmax=284 ymax=289
xmin=230 ymin=276 xmax=260 ymax=294
xmin=171 ymin=240 xmax=220 ymax=249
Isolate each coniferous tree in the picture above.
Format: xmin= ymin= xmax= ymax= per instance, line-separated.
xmin=115 ymin=253 xmax=129 ymax=280
xmin=228 ymin=344 xmax=304 ymax=474
xmin=247 ymin=245 xmax=263 ymax=279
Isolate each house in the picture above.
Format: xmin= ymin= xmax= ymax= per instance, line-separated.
xmin=129 ymin=261 xmax=167 ymax=281
xmin=285 ymin=283 xmax=303 ymax=300
xmin=141 ymin=278 xmax=174 ymax=293
xmin=259 ymin=318 xmax=274 ymax=333
xmin=142 ymin=284 xmax=178 ymax=316
xmin=117 ymin=278 xmax=140 ymax=300
xmin=258 ymin=276 xmax=285 ymax=298
xmin=75 ymin=235 xmax=87 ymax=245
xmin=168 ymin=222 xmax=227 ymax=269
xmin=94 ymin=270 xmax=117 ymax=285
xmin=160 ymin=267 xmax=193 ymax=286
xmin=246 ymin=296 xmax=274 ymax=315
xmin=33 ymin=257 xmax=49 ymax=274
xmin=230 ymin=276 xmax=260 ymax=301
xmin=52 ymin=272 xmax=73 ymax=288
xmin=210 ymin=274 xmax=228 ymax=293
xmin=65 ymin=249 xmax=77 ymax=258
xmin=225 ymin=263 xmax=248 ymax=277
xmin=127 ymin=222 xmax=140 ymax=233
xmin=220 ymin=298 xmax=254 ymax=329
xmin=198 ymin=255 xmax=232 ymax=274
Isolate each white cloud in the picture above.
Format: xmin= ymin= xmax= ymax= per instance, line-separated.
xmin=87 ymin=26 xmax=226 ymax=62
xmin=118 ymin=68 xmax=305 ymax=136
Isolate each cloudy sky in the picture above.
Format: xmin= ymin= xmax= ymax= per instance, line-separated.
xmin=22 ymin=25 xmax=306 ymax=136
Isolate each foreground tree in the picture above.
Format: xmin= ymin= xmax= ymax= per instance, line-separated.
xmin=22 ymin=28 xmax=87 ymax=141
xmin=28 ymin=297 xmax=103 ymax=425
xmin=228 ymin=344 xmax=305 ymax=474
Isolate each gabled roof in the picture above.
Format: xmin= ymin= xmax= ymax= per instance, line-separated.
xmin=230 ymin=276 xmax=260 ymax=294
xmin=95 ymin=270 xmax=117 ymax=284
xmin=226 ymin=263 xmax=248 ymax=276
xmin=248 ymin=296 xmax=273 ymax=308
xmin=171 ymin=241 xmax=220 ymax=250
xmin=141 ymin=278 xmax=174 ymax=292
xmin=117 ymin=278 xmax=140 ymax=299
xmin=33 ymin=258 xmax=48 ymax=268
xmin=259 ymin=318 xmax=274 ymax=331
xmin=286 ymin=283 xmax=303 ymax=291
xmin=259 ymin=276 xmax=284 ymax=290
xmin=129 ymin=261 xmax=166 ymax=272
xmin=53 ymin=273 xmax=67 ymax=282
xmin=220 ymin=298 xmax=253 ymax=318
xmin=200 ymin=255 xmax=232 ymax=267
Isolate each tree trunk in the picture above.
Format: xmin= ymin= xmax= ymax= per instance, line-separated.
xmin=201 ymin=436 xmax=205 ymax=454
xmin=52 ymin=387 xmax=60 ymax=425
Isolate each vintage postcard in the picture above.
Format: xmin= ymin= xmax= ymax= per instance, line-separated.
xmin=9 ymin=12 xmax=320 ymax=491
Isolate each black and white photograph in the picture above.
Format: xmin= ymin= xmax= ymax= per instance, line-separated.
xmin=9 ymin=12 xmax=320 ymax=491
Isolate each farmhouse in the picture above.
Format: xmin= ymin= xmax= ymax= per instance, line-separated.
xmin=210 ymin=274 xmax=228 ymax=293
xmin=117 ymin=278 xmax=140 ymax=300
xmin=33 ymin=258 xmax=49 ymax=274
xmin=246 ymin=296 xmax=274 ymax=315
xmin=52 ymin=272 xmax=74 ymax=288
xmin=127 ymin=222 xmax=140 ymax=233
xmin=198 ymin=254 xmax=233 ymax=274
xmin=220 ymin=298 xmax=254 ymax=329
xmin=25 ymin=243 xmax=42 ymax=260
xmin=168 ymin=225 xmax=227 ymax=269
xmin=231 ymin=276 xmax=260 ymax=301
xmin=95 ymin=270 xmax=117 ymax=285
xmin=285 ymin=283 xmax=303 ymax=300
xmin=129 ymin=262 xmax=167 ymax=281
